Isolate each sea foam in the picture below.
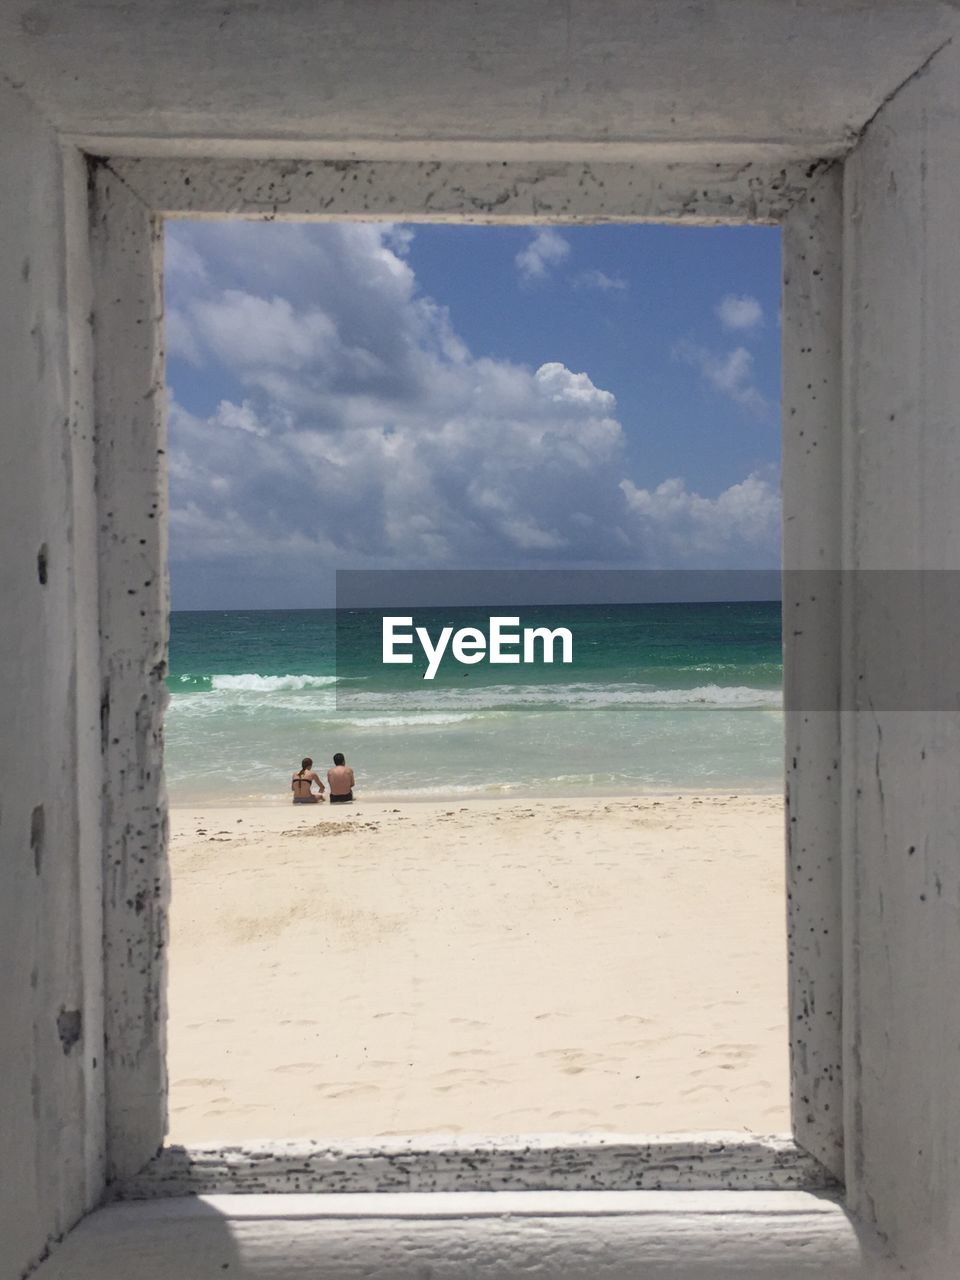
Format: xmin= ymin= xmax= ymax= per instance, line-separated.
xmin=209 ymin=673 xmax=338 ymax=692
xmin=336 ymin=682 xmax=782 ymax=712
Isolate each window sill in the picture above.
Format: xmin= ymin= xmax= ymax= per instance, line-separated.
xmin=119 ymin=1133 xmax=836 ymax=1198
xmin=35 ymin=1190 xmax=888 ymax=1279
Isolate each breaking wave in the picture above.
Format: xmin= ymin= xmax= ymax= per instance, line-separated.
xmin=173 ymin=672 xmax=339 ymax=693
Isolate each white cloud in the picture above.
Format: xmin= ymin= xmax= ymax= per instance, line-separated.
xmin=674 ymin=339 xmax=769 ymax=416
xmin=573 ymin=269 xmax=628 ymax=292
xmin=163 ymin=221 xmax=781 ymax=598
xmin=164 ymin=235 xmax=208 ymax=284
xmin=717 ymin=293 xmax=763 ymax=331
xmin=165 ymin=223 xmax=630 ymax=580
xmin=213 ymin=399 xmax=270 ymax=437
xmin=191 ymin=291 xmax=339 ymax=371
xmin=164 ymin=306 xmax=203 ymax=365
xmin=499 ymin=515 xmax=567 ymax=551
xmin=382 ymin=225 xmax=415 ymax=257
xmin=535 ymin=361 xmax=615 ymax=411
xmin=515 ymin=228 xmax=571 ymax=281
xmin=619 ymin=470 xmax=780 ymax=563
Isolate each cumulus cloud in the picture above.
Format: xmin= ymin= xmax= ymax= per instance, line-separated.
xmin=191 ymin=292 xmax=339 ymax=371
xmin=165 ymin=223 xmax=632 ymax=586
xmin=535 ymin=362 xmax=615 ymax=411
xmin=515 ymin=228 xmax=571 ymax=281
xmin=619 ymin=469 xmax=780 ymax=563
xmin=716 ymin=293 xmax=764 ymax=331
xmin=212 ymin=399 xmax=270 ymax=437
xmin=164 ymin=221 xmax=780 ymax=601
xmin=674 ymin=339 xmax=769 ymax=417
xmin=573 ymin=269 xmax=628 ymax=292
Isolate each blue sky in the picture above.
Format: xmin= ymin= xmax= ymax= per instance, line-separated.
xmin=165 ymin=220 xmax=781 ymax=609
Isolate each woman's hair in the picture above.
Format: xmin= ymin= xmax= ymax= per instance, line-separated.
xmin=301 ymin=757 xmax=313 ymax=770
xmin=333 ymin=752 xmax=345 ymax=766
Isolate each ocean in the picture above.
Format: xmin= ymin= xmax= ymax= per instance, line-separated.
xmin=166 ymin=601 xmax=784 ymax=803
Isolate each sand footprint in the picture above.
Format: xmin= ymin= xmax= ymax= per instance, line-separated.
xmin=316 ymin=1082 xmax=379 ymax=1099
xmin=203 ymin=1103 xmax=269 ymax=1117
xmin=537 ymin=1049 xmax=623 ymax=1067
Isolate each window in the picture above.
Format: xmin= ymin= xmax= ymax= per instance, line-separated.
xmin=11 ymin=13 xmax=960 ymax=1280
xmin=160 ymin=214 xmax=789 ymax=1147
xmin=93 ymin=153 xmax=842 ymax=1202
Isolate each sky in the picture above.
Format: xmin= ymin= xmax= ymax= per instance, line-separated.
xmin=164 ymin=219 xmax=781 ymax=610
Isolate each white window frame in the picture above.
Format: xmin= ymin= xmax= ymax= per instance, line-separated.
xmin=43 ymin=33 xmax=960 ymax=1267
xmin=79 ymin=149 xmax=851 ymax=1242
xmin=92 ymin=152 xmax=844 ymax=1190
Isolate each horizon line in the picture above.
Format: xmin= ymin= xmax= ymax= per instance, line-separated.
xmin=170 ymin=597 xmax=783 ymax=613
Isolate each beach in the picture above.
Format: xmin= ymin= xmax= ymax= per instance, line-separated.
xmin=166 ymin=792 xmax=789 ymax=1143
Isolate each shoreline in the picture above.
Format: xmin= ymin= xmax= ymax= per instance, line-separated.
xmin=168 ymin=783 xmax=785 ymax=809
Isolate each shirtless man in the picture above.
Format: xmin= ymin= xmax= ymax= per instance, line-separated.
xmin=327 ymin=752 xmax=355 ymax=804
xmin=291 ymin=757 xmax=325 ymax=804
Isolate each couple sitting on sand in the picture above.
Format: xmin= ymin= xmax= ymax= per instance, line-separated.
xmin=291 ymin=753 xmax=355 ymax=805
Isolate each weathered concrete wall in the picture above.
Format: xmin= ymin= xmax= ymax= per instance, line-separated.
xmin=89 ymin=164 xmax=169 ymax=1189
xmin=1 ymin=0 xmax=957 ymax=160
xmin=4 ymin=4 xmax=960 ymax=1276
xmin=115 ymin=154 xmax=827 ymax=224
xmin=0 ymin=83 xmax=104 ymax=1278
xmin=121 ymin=1135 xmax=834 ymax=1198
xmin=781 ymin=165 xmax=845 ymax=1180
xmin=842 ymin=39 xmax=960 ymax=1278
xmin=36 ymin=1191 xmax=892 ymax=1280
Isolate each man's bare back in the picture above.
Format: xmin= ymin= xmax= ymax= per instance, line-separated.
xmin=327 ymin=753 xmax=355 ymax=803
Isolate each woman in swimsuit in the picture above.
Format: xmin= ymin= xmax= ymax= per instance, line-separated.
xmin=291 ymin=757 xmax=325 ymax=804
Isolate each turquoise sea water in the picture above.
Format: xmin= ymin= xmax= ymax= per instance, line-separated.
xmin=166 ymin=602 xmax=784 ymax=802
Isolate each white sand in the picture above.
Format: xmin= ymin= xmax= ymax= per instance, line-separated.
xmin=166 ymin=793 xmax=788 ymax=1142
